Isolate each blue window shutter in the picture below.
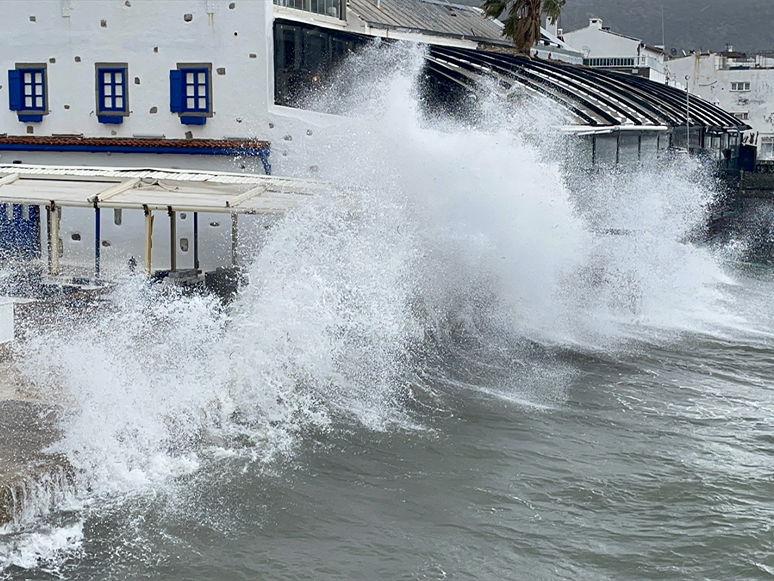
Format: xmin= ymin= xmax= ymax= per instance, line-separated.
xmin=8 ymin=70 xmax=21 ymax=111
xmin=169 ymin=70 xmax=184 ymax=113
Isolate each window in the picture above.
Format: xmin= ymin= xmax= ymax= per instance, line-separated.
xmin=170 ymin=64 xmax=212 ymax=125
xmin=96 ymin=64 xmax=129 ymax=124
xmin=730 ymin=81 xmax=751 ymax=91
xmin=732 ymin=111 xmax=749 ymax=120
xmin=22 ymin=70 xmax=45 ymax=110
xmin=760 ymin=137 xmax=774 ymax=161
xmin=7 ymin=64 xmax=48 ymax=122
xmin=183 ymin=70 xmax=208 ymax=113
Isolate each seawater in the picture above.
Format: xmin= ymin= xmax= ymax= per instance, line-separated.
xmin=1 ymin=45 xmax=773 ymax=580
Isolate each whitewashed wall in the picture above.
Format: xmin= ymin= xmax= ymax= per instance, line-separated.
xmin=0 ymin=0 xmax=273 ymax=140
xmin=0 ymin=0 xmax=341 ymax=176
xmin=669 ymin=53 xmax=774 ymax=159
xmin=563 ymin=20 xmax=641 ymax=58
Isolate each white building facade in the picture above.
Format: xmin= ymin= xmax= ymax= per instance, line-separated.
xmin=563 ymin=18 xmax=667 ymax=84
xmin=1 ymin=0 xmax=562 ymax=172
xmin=669 ymin=51 xmax=774 ymax=160
xmin=0 ymin=0 xmax=315 ymax=174
xmin=0 ymin=0 xmax=527 ymax=282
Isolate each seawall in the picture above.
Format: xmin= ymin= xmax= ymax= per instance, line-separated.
xmin=0 ymin=349 xmax=72 ymax=527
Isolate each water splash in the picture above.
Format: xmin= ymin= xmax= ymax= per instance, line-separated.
xmin=1 ymin=42 xmax=754 ymax=573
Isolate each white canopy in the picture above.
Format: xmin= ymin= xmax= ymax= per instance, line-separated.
xmin=0 ymin=164 xmax=330 ymax=214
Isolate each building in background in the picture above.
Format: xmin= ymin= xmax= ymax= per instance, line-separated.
xmin=668 ymin=50 xmax=774 ymax=162
xmin=563 ymin=17 xmax=667 ymax=83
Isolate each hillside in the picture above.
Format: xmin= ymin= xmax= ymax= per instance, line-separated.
xmin=453 ymin=0 xmax=774 ymax=54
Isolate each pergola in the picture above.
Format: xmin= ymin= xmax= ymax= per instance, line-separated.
xmin=0 ymin=164 xmax=329 ymax=278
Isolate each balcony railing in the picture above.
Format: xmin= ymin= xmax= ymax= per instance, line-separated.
xmin=584 ymin=56 xmax=647 ymax=68
xmin=585 ymin=55 xmax=664 ymax=72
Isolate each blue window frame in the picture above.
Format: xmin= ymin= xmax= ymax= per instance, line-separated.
xmin=98 ymin=68 xmax=127 ymax=112
xmin=21 ymin=69 xmax=45 ymax=111
xmin=170 ymin=64 xmax=212 ymax=125
xmin=96 ymin=64 xmax=128 ymax=125
xmin=183 ymin=68 xmax=209 ymax=112
xmin=8 ymin=65 xmax=47 ymax=122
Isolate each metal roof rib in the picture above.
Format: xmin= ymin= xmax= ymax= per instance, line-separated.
xmin=428 ymin=50 xmax=610 ymax=124
xmin=431 ymin=47 xmax=630 ymax=125
xmin=443 ymin=48 xmax=667 ymax=125
xmin=425 ymin=45 xmax=749 ymax=131
xmin=517 ymin=58 xmax=665 ymax=124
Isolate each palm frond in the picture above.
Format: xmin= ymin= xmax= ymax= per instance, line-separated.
xmin=481 ymin=0 xmax=508 ymax=20
xmin=542 ymin=0 xmax=565 ymax=22
xmin=484 ymin=0 xmax=564 ymax=53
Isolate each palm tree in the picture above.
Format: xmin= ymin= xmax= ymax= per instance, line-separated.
xmin=482 ymin=0 xmax=566 ymax=54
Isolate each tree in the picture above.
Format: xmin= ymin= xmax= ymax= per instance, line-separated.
xmin=482 ymin=0 xmax=566 ymax=54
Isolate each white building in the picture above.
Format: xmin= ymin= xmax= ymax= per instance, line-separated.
xmin=563 ymin=18 xmax=667 ymax=84
xmin=668 ymin=50 xmax=774 ymax=160
xmin=0 ymin=0 xmax=549 ymax=283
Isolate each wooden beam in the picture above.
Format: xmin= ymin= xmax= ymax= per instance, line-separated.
xmin=88 ymin=177 xmax=140 ymax=204
xmin=0 ymin=174 xmax=19 ymax=188
xmin=226 ymin=184 xmax=267 ymax=208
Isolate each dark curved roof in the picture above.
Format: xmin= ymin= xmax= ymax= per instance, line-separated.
xmin=427 ymin=45 xmax=750 ymax=131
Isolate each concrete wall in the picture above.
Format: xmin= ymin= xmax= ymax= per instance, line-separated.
xmin=669 ymin=53 xmax=774 ymax=159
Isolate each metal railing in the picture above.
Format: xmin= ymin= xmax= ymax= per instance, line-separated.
xmin=584 ymin=55 xmax=664 ymax=72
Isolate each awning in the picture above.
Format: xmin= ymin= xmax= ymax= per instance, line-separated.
xmin=0 ymin=164 xmax=330 ymax=214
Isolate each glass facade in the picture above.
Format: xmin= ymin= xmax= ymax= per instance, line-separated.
xmin=274 ymin=0 xmax=343 ymax=19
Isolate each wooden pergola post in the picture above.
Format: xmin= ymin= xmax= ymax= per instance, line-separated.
xmin=168 ymin=206 xmax=177 ymax=272
xmin=143 ymin=205 xmax=153 ymax=276
xmin=94 ymin=204 xmax=101 ymax=280
xmin=48 ymin=202 xmax=60 ymax=276
xmin=231 ymin=212 xmax=238 ymax=266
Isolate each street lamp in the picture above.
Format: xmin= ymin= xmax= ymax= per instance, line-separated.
xmin=685 ymin=75 xmax=691 ymax=152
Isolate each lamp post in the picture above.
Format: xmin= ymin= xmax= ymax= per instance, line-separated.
xmin=685 ymin=75 xmax=691 ymax=152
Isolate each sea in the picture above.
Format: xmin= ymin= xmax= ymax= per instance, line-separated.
xmin=1 ymin=45 xmax=773 ymax=580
